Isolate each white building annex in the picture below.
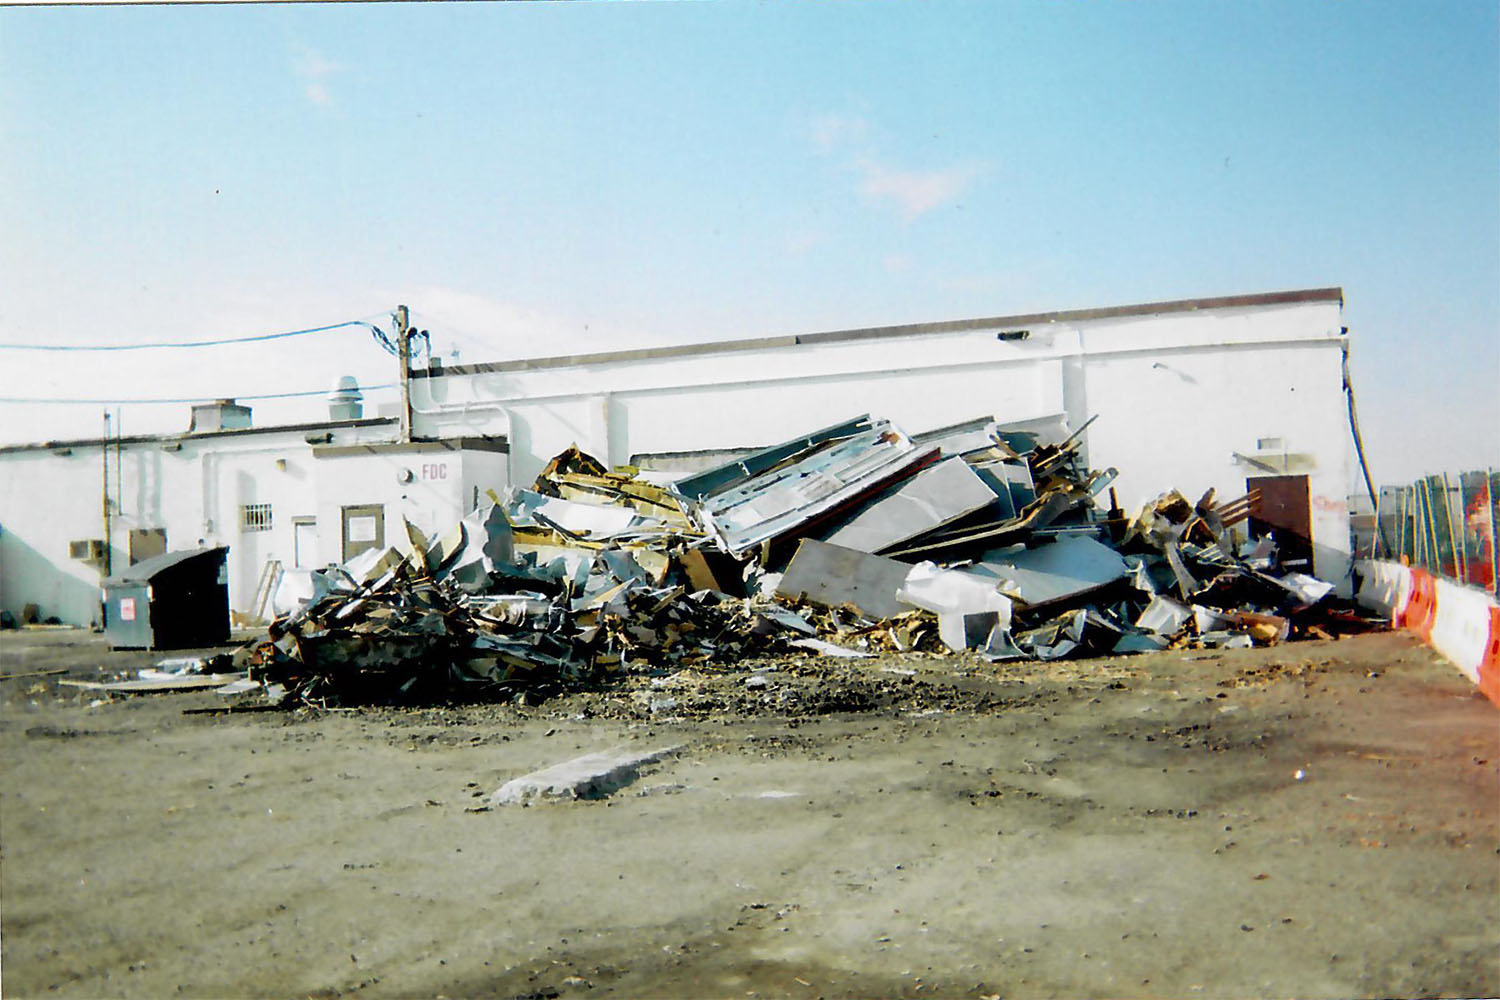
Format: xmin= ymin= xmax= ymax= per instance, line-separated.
xmin=0 ymin=287 xmax=1355 ymax=627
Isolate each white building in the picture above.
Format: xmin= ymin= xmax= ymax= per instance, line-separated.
xmin=0 ymin=404 xmax=508 ymax=626
xmin=0 ymin=287 xmax=1354 ymax=626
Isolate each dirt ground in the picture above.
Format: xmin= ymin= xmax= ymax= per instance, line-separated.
xmin=1 ymin=626 xmax=1496 ymax=1000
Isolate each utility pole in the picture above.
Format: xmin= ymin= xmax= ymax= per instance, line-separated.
xmin=396 ymin=304 xmax=412 ymax=443
xmin=100 ymin=410 xmax=112 ymax=579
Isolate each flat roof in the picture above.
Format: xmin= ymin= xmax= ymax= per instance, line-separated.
xmin=314 ymin=435 xmax=509 ymax=458
xmin=415 ymin=286 xmax=1344 ymax=379
xmin=0 ymin=417 xmax=399 ymax=456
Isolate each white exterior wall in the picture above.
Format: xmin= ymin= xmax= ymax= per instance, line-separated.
xmin=413 ymin=296 xmax=1353 ymax=587
xmin=0 ymin=448 xmax=111 ymax=625
xmin=0 ymin=422 xmax=398 ymax=625
xmin=1078 ymin=339 xmax=1352 ymax=586
xmin=310 ymin=443 xmax=510 ymax=565
xmin=1 ymin=292 xmax=1356 ymax=624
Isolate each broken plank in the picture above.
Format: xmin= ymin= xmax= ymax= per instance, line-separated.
xmin=0 ymin=667 xmax=70 ymax=681
xmin=59 ymin=673 xmax=247 ymax=693
xmin=182 ymin=703 xmax=285 ymax=716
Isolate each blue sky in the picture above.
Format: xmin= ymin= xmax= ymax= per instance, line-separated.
xmin=1 ymin=0 xmax=1496 ymax=485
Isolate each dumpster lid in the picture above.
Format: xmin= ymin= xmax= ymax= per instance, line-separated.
xmin=104 ymin=546 xmax=227 ymax=586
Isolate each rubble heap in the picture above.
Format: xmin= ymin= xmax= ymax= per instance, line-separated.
xmin=247 ymin=413 xmax=1374 ymax=705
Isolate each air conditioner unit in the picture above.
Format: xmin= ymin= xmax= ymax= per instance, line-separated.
xmin=69 ymin=539 xmax=106 ymax=561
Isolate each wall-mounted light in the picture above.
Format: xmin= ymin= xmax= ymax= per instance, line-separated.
xmin=275 ymin=458 xmax=288 ymax=472
xmin=398 ymin=468 xmax=415 ymax=484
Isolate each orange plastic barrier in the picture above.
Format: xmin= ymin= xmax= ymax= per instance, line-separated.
xmin=1396 ymin=567 xmax=1438 ymax=639
xmin=1354 ymin=560 xmax=1498 ymax=708
xmin=1480 ymin=606 xmax=1500 ymax=707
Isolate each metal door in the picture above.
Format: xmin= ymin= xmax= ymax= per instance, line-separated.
xmin=293 ymin=517 xmax=318 ymax=568
xmin=1247 ymin=475 xmax=1313 ymax=570
xmin=341 ymin=504 xmax=384 ymax=563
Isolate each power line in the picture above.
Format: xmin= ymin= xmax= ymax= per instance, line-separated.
xmin=0 ymin=319 xmax=379 ymax=352
xmin=0 ymin=383 xmax=396 ymax=406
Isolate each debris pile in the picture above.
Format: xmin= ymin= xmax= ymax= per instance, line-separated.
xmin=246 ymin=413 xmax=1371 ymax=705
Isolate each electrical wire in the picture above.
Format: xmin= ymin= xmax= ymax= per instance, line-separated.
xmin=368 ymin=321 xmax=431 ymax=360
xmin=0 ymin=319 xmax=378 ymax=352
xmin=0 ymin=383 xmax=396 ymax=405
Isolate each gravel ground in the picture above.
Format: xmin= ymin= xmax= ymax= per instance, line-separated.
xmin=1 ymin=627 xmax=1496 ymax=999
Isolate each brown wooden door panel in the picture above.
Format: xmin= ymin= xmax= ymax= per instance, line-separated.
xmin=1247 ymin=474 xmax=1312 ymax=569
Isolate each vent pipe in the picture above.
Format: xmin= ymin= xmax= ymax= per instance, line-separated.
xmin=328 ymin=376 xmax=363 ymax=421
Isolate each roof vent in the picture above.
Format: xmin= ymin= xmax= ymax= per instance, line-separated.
xmin=328 ymin=375 xmax=363 ymax=422
xmin=188 ymin=399 xmax=252 ymax=433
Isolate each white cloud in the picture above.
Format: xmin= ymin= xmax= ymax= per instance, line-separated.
xmin=784 ymin=227 xmax=827 ymax=256
xmin=856 ymin=160 xmax=983 ymax=221
xmin=809 ymin=112 xmax=868 ymax=154
xmin=295 ymin=47 xmax=343 ymax=107
xmin=807 ymin=110 xmax=985 ymax=221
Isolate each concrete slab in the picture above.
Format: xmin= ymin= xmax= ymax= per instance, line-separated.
xmin=490 ymin=744 xmax=684 ymax=806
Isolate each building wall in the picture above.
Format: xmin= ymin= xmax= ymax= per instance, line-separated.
xmin=0 ymin=448 xmax=108 ymax=625
xmin=1079 ymin=339 xmax=1352 ymax=586
xmin=0 ymin=422 xmax=397 ymax=624
xmin=310 ymin=443 xmax=510 ymax=565
xmin=0 ymin=293 xmax=1357 ymax=623
xmin=415 ymin=299 xmax=1343 ymax=476
xmin=412 ymin=296 xmax=1353 ymax=586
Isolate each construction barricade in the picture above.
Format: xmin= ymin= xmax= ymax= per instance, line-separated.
xmin=1356 ymin=559 xmax=1499 ymax=707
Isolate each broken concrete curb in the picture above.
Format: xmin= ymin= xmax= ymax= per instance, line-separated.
xmin=490 ymin=744 xmax=685 ymax=806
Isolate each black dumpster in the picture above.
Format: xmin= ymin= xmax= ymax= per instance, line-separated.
xmin=101 ymin=547 xmax=230 ymax=650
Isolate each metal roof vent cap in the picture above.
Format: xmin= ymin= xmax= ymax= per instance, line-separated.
xmin=328 ymin=375 xmax=363 ymax=421
xmin=188 ymin=398 xmax=252 ymax=433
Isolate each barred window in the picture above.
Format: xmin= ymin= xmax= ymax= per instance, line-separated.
xmin=241 ymin=503 xmax=273 ymax=532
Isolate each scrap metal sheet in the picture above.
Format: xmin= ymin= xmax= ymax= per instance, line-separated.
xmin=823 ymin=456 xmax=998 ymax=555
xmin=971 ymin=535 xmax=1129 ymax=607
xmin=774 ymin=538 xmax=914 ymax=621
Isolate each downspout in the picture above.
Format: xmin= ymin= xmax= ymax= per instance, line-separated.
xmin=100 ymin=411 xmax=112 ymax=578
xmin=1341 ymin=336 xmax=1391 ymax=556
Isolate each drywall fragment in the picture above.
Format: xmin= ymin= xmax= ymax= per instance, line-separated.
xmin=789 ymin=637 xmax=874 ymax=658
xmin=897 ymin=561 xmax=1013 ymax=652
xmin=1136 ymin=595 xmax=1193 ymax=635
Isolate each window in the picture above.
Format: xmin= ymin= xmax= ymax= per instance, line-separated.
xmin=241 ymin=503 xmax=273 ymax=532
